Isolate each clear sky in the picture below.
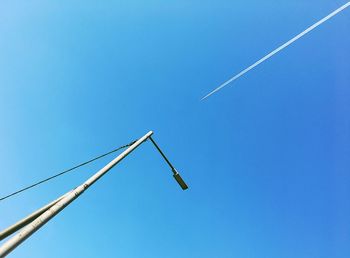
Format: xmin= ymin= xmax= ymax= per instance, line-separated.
xmin=0 ymin=1 xmax=349 ymax=257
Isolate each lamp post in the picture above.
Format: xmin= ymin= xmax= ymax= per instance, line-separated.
xmin=0 ymin=131 xmax=188 ymax=257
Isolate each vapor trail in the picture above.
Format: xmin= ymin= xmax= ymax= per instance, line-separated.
xmin=201 ymin=2 xmax=350 ymax=100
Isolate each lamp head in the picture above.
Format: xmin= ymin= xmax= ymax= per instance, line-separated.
xmin=172 ymin=169 xmax=188 ymax=190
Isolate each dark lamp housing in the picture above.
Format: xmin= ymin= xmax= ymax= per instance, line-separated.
xmin=173 ymin=171 xmax=188 ymax=190
xmin=149 ymin=136 xmax=189 ymax=191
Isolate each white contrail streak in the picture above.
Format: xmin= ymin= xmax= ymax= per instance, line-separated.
xmin=201 ymin=2 xmax=350 ymax=100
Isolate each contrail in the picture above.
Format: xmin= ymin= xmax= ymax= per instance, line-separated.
xmin=201 ymin=2 xmax=350 ymax=100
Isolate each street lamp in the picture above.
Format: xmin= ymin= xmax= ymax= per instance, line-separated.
xmin=0 ymin=131 xmax=188 ymax=257
xmin=149 ymin=137 xmax=188 ymax=190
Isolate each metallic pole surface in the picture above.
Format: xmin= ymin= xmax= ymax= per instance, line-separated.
xmin=0 ymin=131 xmax=153 ymax=257
xmin=0 ymin=192 xmax=69 ymax=242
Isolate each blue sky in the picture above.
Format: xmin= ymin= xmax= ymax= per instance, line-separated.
xmin=0 ymin=1 xmax=349 ymax=257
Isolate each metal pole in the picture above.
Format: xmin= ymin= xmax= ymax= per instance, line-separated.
xmin=149 ymin=137 xmax=176 ymax=173
xmin=0 ymin=131 xmax=153 ymax=257
xmin=0 ymin=192 xmax=69 ymax=241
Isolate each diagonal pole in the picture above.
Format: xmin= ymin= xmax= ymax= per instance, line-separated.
xmin=0 ymin=191 xmax=70 ymax=242
xmin=0 ymin=131 xmax=153 ymax=257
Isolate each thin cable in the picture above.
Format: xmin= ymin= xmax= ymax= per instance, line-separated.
xmin=201 ymin=1 xmax=350 ymax=100
xmin=0 ymin=140 xmax=136 ymax=202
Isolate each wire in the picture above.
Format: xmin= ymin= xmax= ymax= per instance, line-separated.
xmin=0 ymin=140 xmax=137 ymax=202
